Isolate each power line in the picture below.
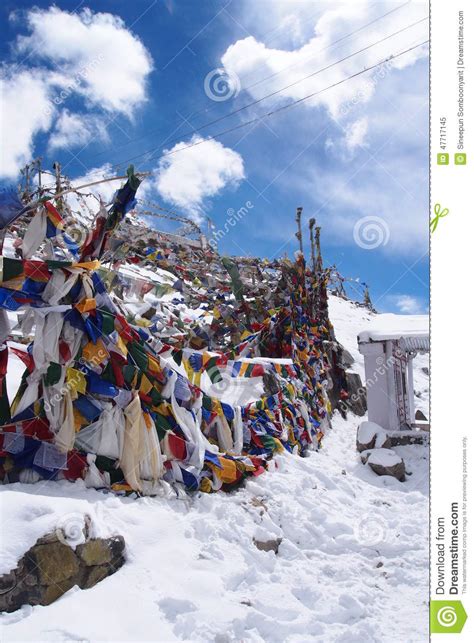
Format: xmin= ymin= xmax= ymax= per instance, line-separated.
xmin=81 ymin=1 xmax=415 ymax=165
xmin=242 ymin=0 xmax=413 ymax=93
xmin=113 ymin=30 xmax=427 ymax=167
xmin=134 ymin=41 xmax=428 ymax=166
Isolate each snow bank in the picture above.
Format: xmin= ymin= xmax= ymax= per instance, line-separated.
xmin=358 ymin=314 xmax=428 ymax=343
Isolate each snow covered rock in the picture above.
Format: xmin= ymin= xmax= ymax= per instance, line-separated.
xmin=0 ymin=531 xmax=125 ymax=613
xmin=356 ymin=421 xmax=390 ymax=452
xmin=362 ymin=448 xmax=406 ymax=482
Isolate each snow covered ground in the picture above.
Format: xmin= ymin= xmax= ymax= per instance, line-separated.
xmin=0 ymin=296 xmax=429 ymax=642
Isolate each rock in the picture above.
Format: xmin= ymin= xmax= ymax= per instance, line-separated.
xmin=0 ymin=529 xmax=126 ymax=613
xmin=421 ymin=367 xmax=429 ymax=376
xmin=415 ymin=410 xmax=427 ymax=421
xmin=387 ymin=430 xmax=429 ymax=447
xmin=374 ymin=432 xmax=391 ymax=449
xmin=357 ymin=421 xmax=388 ymax=452
xmin=76 ymin=536 xmax=124 ymax=567
xmin=80 ymin=564 xmax=111 ymax=590
xmin=42 ymin=579 xmax=77 ymax=606
xmin=0 ymin=570 xmax=16 ymax=595
xmin=30 ymin=542 xmax=80 ymax=585
xmin=365 ymin=448 xmax=406 ymax=482
xmin=344 ymin=371 xmax=367 ymax=416
xmin=340 ymin=348 xmax=355 ymax=368
xmin=253 ymin=538 xmax=282 ymax=554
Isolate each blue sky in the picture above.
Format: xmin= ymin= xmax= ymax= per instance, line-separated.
xmin=0 ymin=0 xmax=429 ymax=313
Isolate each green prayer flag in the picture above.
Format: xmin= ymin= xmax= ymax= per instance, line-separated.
xmin=44 ymin=362 xmax=62 ymax=386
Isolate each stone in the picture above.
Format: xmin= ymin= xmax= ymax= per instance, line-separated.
xmin=374 ymin=432 xmax=391 ymax=449
xmin=365 ymin=448 xmax=406 ymax=482
xmin=76 ymin=536 xmax=124 ymax=567
xmin=415 ymin=410 xmax=428 ymax=421
xmin=340 ymin=348 xmax=355 ymax=368
xmin=30 ymin=542 xmax=80 ymax=585
xmin=42 ymin=578 xmax=77 ymax=606
xmin=0 ymin=529 xmax=126 ymax=613
xmin=253 ymin=538 xmax=282 ymax=554
xmin=387 ymin=430 xmax=429 ymax=447
xmin=357 ymin=421 xmax=387 ymax=452
xmin=0 ymin=570 xmax=17 ymax=595
xmin=344 ymin=372 xmax=367 ymax=416
xmin=80 ymin=564 xmax=111 ymax=590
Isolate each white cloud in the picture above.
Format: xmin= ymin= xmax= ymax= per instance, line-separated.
xmin=391 ymin=294 xmax=427 ymax=314
xmin=0 ymin=7 xmax=154 ymax=179
xmin=154 ymin=136 xmax=245 ymax=221
xmin=344 ymin=117 xmax=368 ymax=151
xmin=63 ymin=163 xmax=118 ymax=219
xmin=221 ymin=1 xmax=428 ymax=120
xmin=48 ymin=110 xmax=109 ymax=151
xmin=0 ymin=70 xmax=54 ymax=179
xmin=16 ymin=7 xmax=153 ymax=115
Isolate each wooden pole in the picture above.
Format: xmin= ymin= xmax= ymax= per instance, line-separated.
xmin=309 ymin=218 xmax=316 ymax=272
xmin=315 ymin=226 xmax=323 ymax=273
xmin=295 ymin=206 xmax=303 ymax=255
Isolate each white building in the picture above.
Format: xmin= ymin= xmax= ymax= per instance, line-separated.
xmin=358 ymin=314 xmax=429 ymax=432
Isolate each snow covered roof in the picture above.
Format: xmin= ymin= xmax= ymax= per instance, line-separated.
xmin=358 ymin=314 xmax=429 ymax=349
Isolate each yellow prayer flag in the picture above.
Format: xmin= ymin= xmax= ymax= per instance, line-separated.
xmin=82 ymin=339 xmax=107 ymax=365
xmin=139 ymin=374 xmax=153 ymax=395
xmin=66 ymin=367 xmax=87 ymax=398
xmin=75 ymin=298 xmax=96 ymax=313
